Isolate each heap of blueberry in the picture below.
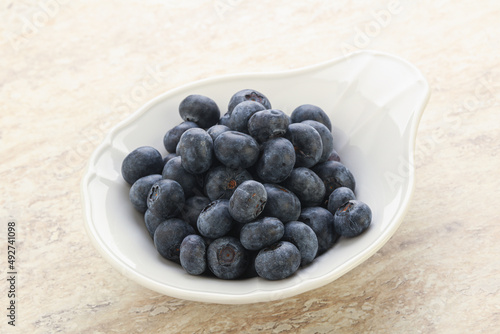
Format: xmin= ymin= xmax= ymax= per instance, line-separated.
xmin=122 ymin=89 xmax=372 ymax=281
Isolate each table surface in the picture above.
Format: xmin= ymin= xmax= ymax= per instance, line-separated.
xmin=1 ymin=1 xmax=499 ymax=333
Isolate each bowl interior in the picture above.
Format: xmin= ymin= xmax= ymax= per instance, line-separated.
xmin=82 ymin=51 xmax=429 ymax=304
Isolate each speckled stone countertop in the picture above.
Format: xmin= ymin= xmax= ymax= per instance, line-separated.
xmin=1 ymin=0 xmax=499 ymax=333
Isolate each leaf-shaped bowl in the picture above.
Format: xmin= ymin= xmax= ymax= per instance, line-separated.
xmin=81 ymin=50 xmax=430 ymax=304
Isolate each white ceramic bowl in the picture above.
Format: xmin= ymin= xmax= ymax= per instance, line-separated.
xmin=81 ymin=50 xmax=430 ymax=304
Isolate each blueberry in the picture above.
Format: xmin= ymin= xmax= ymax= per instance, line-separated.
xmin=179 ymin=94 xmax=220 ymax=128
xmin=154 ymin=218 xmax=195 ymax=263
xmin=240 ymin=217 xmax=285 ymax=251
xmin=327 ymin=187 xmax=356 ymax=215
xmin=181 ymin=196 xmax=211 ymax=231
xmin=176 ymin=128 xmax=214 ymax=174
xmin=161 ymin=156 xmax=199 ymax=198
xmin=334 ymin=200 xmax=372 ymax=237
xmin=163 ymin=121 xmax=199 ymax=153
xmin=213 ymin=131 xmax=259 ymax=169
xmin=281 ymin=167 xmax=325 ymax=207
xmin=284 ymin=123 xmax=323 ymax=168
xmin=255 ymin=241 xmax=301 ymax=280
xmin=147 ymin=179 xmax=185 ymax=219
xmin=180 ymin=234 xmax=207 ymax=275
xmin=204 ymin=165 xmax=253 ymax=201
xmin=197 ymin=199 xmax=234 ymax=239
xmin=291 ymin=104 xmax=332 ymax=131
xmin=163 ymin=153 xmax=178 ymax=165
xmin=227 ymin=89 xmax=271 ymax=114
xmin=144 ymin=209 xmax=165 ymax=238
xmin=129 ymin=174 xmax=162 ymax=213
xmin=301 ymin=120 xmax=334 ymax=163
xmin=228 ymin=101 xmax=265 ymax=133
xmin=327 ymin=148 xmax=341 ymax=162
xmin=283 ymin=221 xmax=318 ymax=266
xmin=248 ymin=109 xmax=290 ymax=143
xmin=207 ymin=236 xmax=249 ymax=279
xmin=312 ymin=161 xmax=356 ymax=196
xmin=121 ymin=146 xmax=164 ymax=185
xmin=262 ymin=184 xmax=301 ymax=223
xmin=207 ymin=124 xmax=231 ymax=142
xmin=256 ymin=137 xmax=295 ymax=183
xmin=218 ymin=112 xmax=231 ymax=126
xmin=299 ymin=207 xmax=338 ymax=255
xmin=229 ymin=180 xmax=267 ymax=224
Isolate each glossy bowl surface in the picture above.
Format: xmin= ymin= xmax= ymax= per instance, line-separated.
xmin=81 ymin=50 xmax=430 ymax=304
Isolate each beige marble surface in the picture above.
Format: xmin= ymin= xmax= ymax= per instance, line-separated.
xmin=1 ymin=0 xmax=499 ymax=333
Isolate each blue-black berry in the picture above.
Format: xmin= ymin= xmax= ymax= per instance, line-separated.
xmin=154 ymin=218 xmax=195 ymax=263
xmin=147 ymin=179 xmax=185 ymax=219
xmin=214 ymin=131 xmax=259 ymax=169
xmin=291 ymin=104 xmax=332 ymax=131
xmin=207 ymin=236 xmax=249 ymax=279
xmin=299 ymin=207 xmax=338 ymax=255
xmin=239 ymin=217 xmax=284 ymax=251
xmin=262 ymin=183 xmax=301 ymax=223
xmin=285 ymin=123 xmax=323 ymax=168
xmin=313 ymin=161 xmax=356 ymax=196
xmin=204 ymin=166 xmax=253 ymax=201
xmin=247 ymin=109 xmax=290 ymax=143
xmin=179 ymin=94 xmax=220 ymax=128
xmin=255 ymin=137 xmax=295 ymax=183
xmin=327 ymin=187 xmax=356 ymax=215
xmin=228 ymin=101 xmax=265 ymax=133
xmin=176 ymin=128 xmax=214 ymax=174
xmin=197 ymin=199 xmax=234 ymax=239
xmin=333 ymin=200 xmax=372 ymax=237
xmin=129 ymin=174 xmax=162 ymax=213
xmin=228 ymin=180 xmax=267 ymax=224
xmin=163 ymin=121 xmax=198 ymax=153
xmin=227 ymin=89 xmax=271 ymax=114
xmin=162 ymin=156 xmax=199 ymax=198
xmin=180 ymin=234 xmax=207 ymax=275
xmin=121 ymin=146 xmax=164 ymax=185
xmin=255 ymin=241 xmax=301 ymax=280
xmin=281 ymin=168 xmax=325 ymax=207
xmin=283 ymin=221 xmax=318 ymax=266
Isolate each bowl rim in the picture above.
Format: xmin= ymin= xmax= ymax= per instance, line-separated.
xmin=81 ymin=50 xmax=430 ymax=304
